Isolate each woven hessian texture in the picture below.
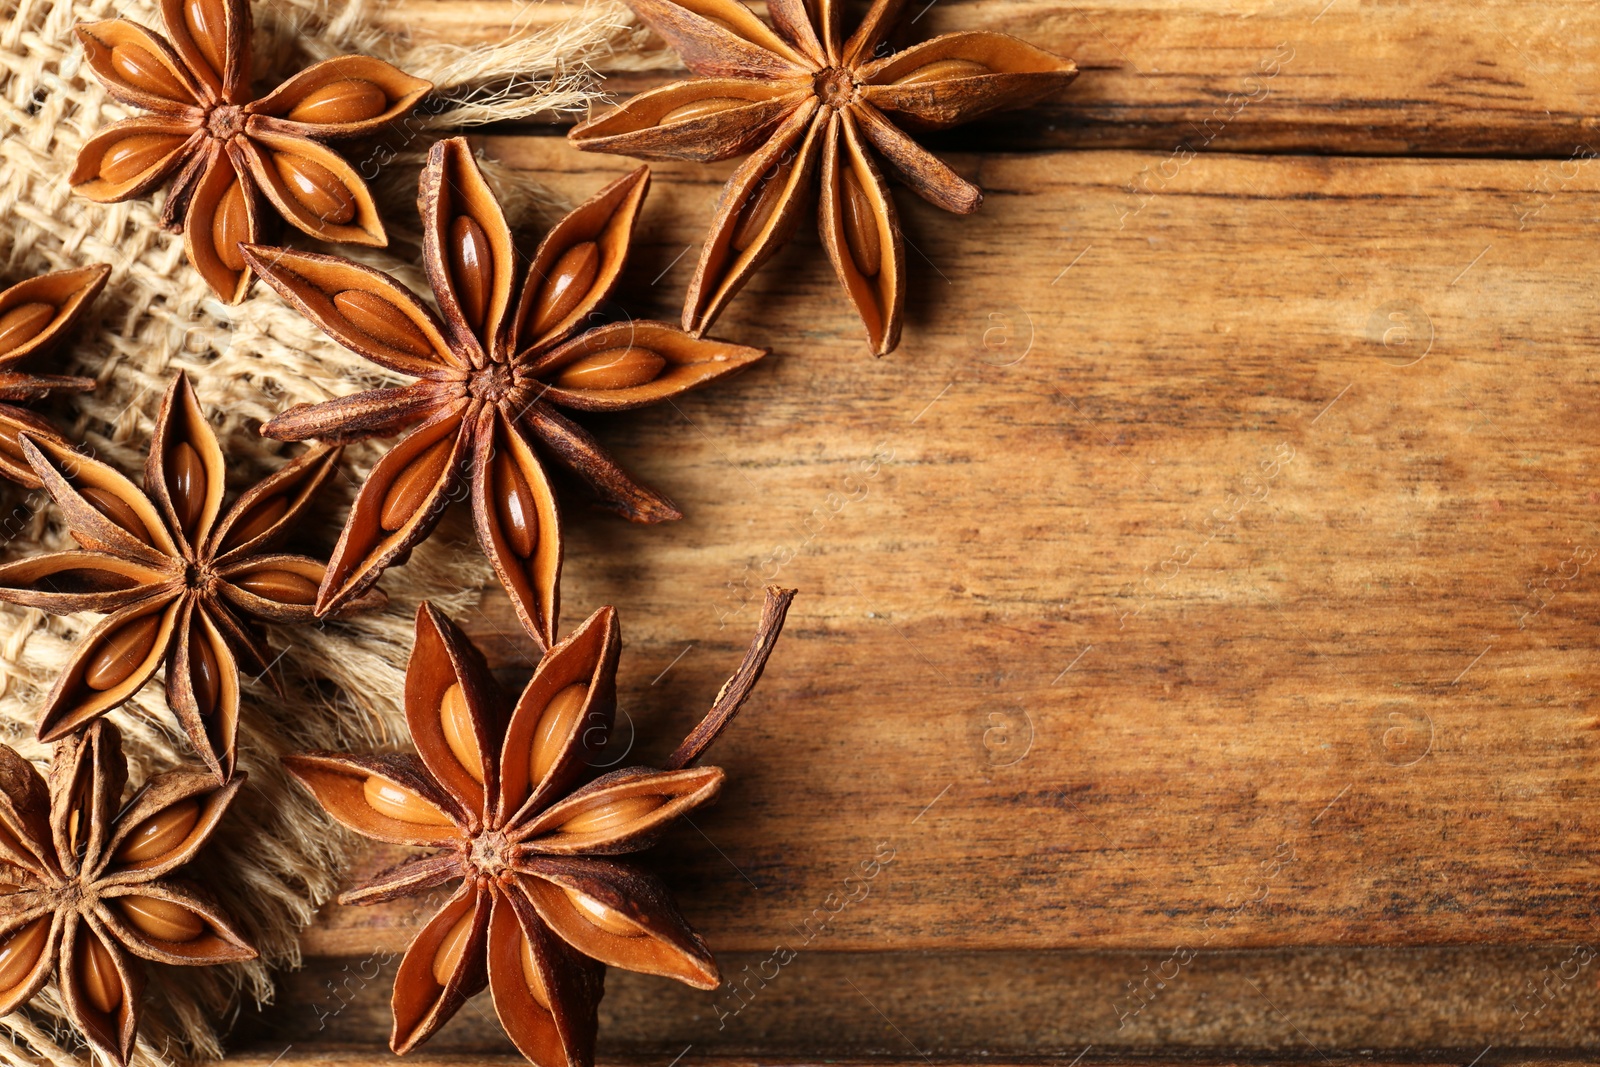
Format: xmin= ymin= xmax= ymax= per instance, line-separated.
xmin=0 ymin=0 xmax=643 ymax=1061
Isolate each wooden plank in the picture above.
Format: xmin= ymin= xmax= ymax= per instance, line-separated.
xmin=289 ymin=135 xmax=1600 ymax=961
xmin=375 ymin=0 xmax=1600 ymax=154
xmin=241 ymin=946 xmax=1600 ymax=1055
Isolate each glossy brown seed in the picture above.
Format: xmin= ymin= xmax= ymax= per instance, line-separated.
xmin=528 ymin=241 xmax=599 ymax=337
xmin=183 ymin=0 xmax=229 ymax=79
xmin=564 ymin=887 xmax=642 ymax=936
xmin=167 ymin=441 xmax=207 ymax=536
xmin=659 ymin=96 xmax=747 ymax=126
xmin=79 ymin=486 xmax=151 ymax=543
xmin=272 ymin=153 xmax=356 ymax=225
xmin=362 ymin=777 xmax=453 ymax=826
xmin=557 ymin=794 xmax=662 ymax=836
xmin=380 ymin=436 xmax=454 ymax=531
xmin=189 ymin=627 xmax=221 ymax=717
xmin=213 ymin=179 xmax=249 ymax=273
xmin=65 ymin=762 xmax=93 ymax=857
xmin=439 ymin=682 xmax=483 ymax=783
xmin=529 ymin=683 xmax=589 ymax=786
xmin=285 ymin=78 xmax=388 ymax=125
xmin=83 ymin=613 xmax=163 ymax=691
xmin=78 ymin=930 xmax=123 ymax=1014
xmin=0 ymin=917 xmax=49 ymax=992
xmin=333 ymin=290 xmax=435 ymax=359
xmin=553 ymin=346 xmax=666 ymax=391
xmin=839 ymin=165 xmax=881 ymax=277
xmin=431 ymin=909 xmax=474 ymax=986
xmin=492 ymin=449 xmax=537 ymax=559
xmin=98 ymin=133 xmax=185 ymax=185
xmin=891 ymin=58 xmax=991 ymax=86
xmin=518 ymin=933 xmax=552 ymax=1010
xmin=0 ymin=303 xmax=54 ymax=355
xmin=731 ymin=156 xmax=795 ymax=252
xmin=448 ymin=215 xmax=492 ymax=333
xmin=113 ymin=798 xmax=201 ymax=865
xmin=235 ymin=568 xmax=318 ymax=605
xmin=109 ymin=44 xmax=190 ymax=101
xmin=226 ymin=494 xmax=289 ymax=546
xmin=119 ymin=895 xmax=204 ymax=943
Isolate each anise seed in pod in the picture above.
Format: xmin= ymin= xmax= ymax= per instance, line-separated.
xmin=448 ymin=215 xmax=493 ymax=332
xmin=554 ymin=347 xmax=665 ymax=392
xmin=281 ymin=590 xmax=794 ymax=1067
xmin=529 ymin=241 xmax=599 ymax=336
xmin=0 ymin=721 xmax=256 ymax=1065
xmin=287 ymin=78 xmax=388 ymax=125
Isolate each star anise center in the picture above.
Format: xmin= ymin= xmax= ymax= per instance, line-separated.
xmin=468 ymin=828 xmax=512 ymax=874
xmin=205 ymin=104 xmax=246 ymax=142
xmin=185 ymin=562 xmax=219 ymax=594
xmin=467 ymin=362 xmax=519 ymax=403
xmin=815 ymin=67 xmax=859 ymax=108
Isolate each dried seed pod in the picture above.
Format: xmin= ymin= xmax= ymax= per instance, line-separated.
xmin=448 ymin=215 xmax=493 ymax=334
xmin=839 ymin=166 xmax=881 ymax=277
xmin=234 ymin=568 xmax=317 ymax=604
xmin=528 ymin=241 xmax=599 ymax=336
xmin=553 ymin=347 xmax=666 ymax=392
xmin=166 ymin=442 xmax=206 ymax=537
xmin=113 ymin=798 xmax=201 ymax=865
xmin=564 ymin=888 xmax=643 ymax=937
xmin=118 ymin=897 xmax=203 ymax=943
xmin=530 ymin=683 xmax=589 ymax=786
xmin=892 ymin=58 xmax=991 ymax=84
xmin=0 ymin=304 xmax=55 ymax=355
xmin=109 ymin=44 xmax=188 ymax=100
xmin=77 ymin=928 xmax=124 ymax=1014
xmin=431 ymin=909 xmax=474 ymax=985
xmin=557 ymin=795 xmax=663 ymax=836
xmin=225 ymin=495 xmax=289 ymax=546
xmin=77 ymin=487 xmax=151 ymax=543
xmin=182 ymin=0 xmax=228 ymax=79
xmin=381 ymin=436 xmax=455 ymax=531
xmin=98 ymin=134 xmax=186 ymax=185
xmin=272 ymin=153 xmax=357 ymax=224
xmin=439 ymin=683 xmax=483 ymax=784
xmin=517 ymin=935 xmax=552 ymax=1009
xmin=83 ymin=614 xmax=163 ymax=692
xmin=492 ymin=449 xmax=538 ymax=559
xmin=334 ymin=290 xmax=435 ymax=359
xmin=286 ymin=78 xmax=387 ymax=125
xmin=188 ymin=625 xmax=221 ymax=718
xmin=731 ymin=155 xmax=796 ymax=252
xmin=363 ymin=776 xmax=453 ymax=826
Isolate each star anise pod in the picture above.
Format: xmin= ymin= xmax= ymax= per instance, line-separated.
xmin=239 ymin=136 xmax=766 ymax=647
xmin=0 ymin=720 xmax=255 ymax=1066
xmin=0 ymin=265 xmax=110 ymax=487
xmin=0 ymin=372 xmax=380 ymax=779
xmin=283 ymin=587 xmax=794 ymax=1066
xmin=568 ymin=0 xmax=1077 ymax=354
xmin=70 ymin=0 xmax=432 ymax=302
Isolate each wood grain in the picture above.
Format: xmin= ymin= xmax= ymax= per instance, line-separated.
xmin=375 ymin=0 xmax=1600 ymax=154
xmin=282 ymin=135 xmax=1600 ymax=980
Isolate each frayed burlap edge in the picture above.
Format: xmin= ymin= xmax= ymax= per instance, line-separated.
xmin=0 ymin=0 xmax=641 ymax=1062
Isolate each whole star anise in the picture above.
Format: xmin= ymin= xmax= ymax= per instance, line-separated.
xmin=0 ymin=265 xmax=110 ymax=487
xmin=284 ymin=587 xmax=794 ymax=1066
xmin=568 ymin=0 xmax=1077 ymax=354
xmin=0 ymin=372 xmax=380 ymax=779
xmin=0 ymin=720 xmax=255 ymax=1066
xmin=239 ymin=136 xmax=765 ymax=647
xmin=71 ymin=0 xmax=432 ymax=302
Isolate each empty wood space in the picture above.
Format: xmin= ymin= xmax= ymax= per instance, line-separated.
xmin=249 ymin=0 xmax=1600 ymax=1061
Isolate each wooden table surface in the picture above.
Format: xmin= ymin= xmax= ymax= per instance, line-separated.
xmin=238 ymin=0 xmax=1600 ymax=1061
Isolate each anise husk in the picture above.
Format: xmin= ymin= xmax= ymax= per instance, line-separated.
xmin=0 ymin=265 xmax=110 ymax=487
xmin=0 ymin=372 xmax=383 ymax=779
xmin=283 ymin=587 xmax=795 ymax=1067
xmin=70 ymin=0 xmax=432 ymax=302
xmin=241 ymin=136 xmax=767 ymax=649
xmin=0 ymin=720 xmax=256 ymax=1066
xmin=567 ymin=0 xmax=1077 ymax=354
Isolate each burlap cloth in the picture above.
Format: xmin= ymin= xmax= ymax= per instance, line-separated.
xmin=0 ymin=0 xmax=667 ymax=1061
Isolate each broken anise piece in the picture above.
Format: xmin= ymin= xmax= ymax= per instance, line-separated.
xmin=568 ymin=0 xmax=1077 ymax=354
xmin=0 ymin=265 xmax=110 ymax=487
xmin=0 ymin=720 xmax=256 ymax=1066
xmin=0 ymin=372 xmax=381 ymax=778
xmin=240 ymin=136 xmax=766 ymax=647
xmin=283 ymin=587 xmax=794 ymax=1066
xmin=70 ymin=0 xmax=432 ymax=302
